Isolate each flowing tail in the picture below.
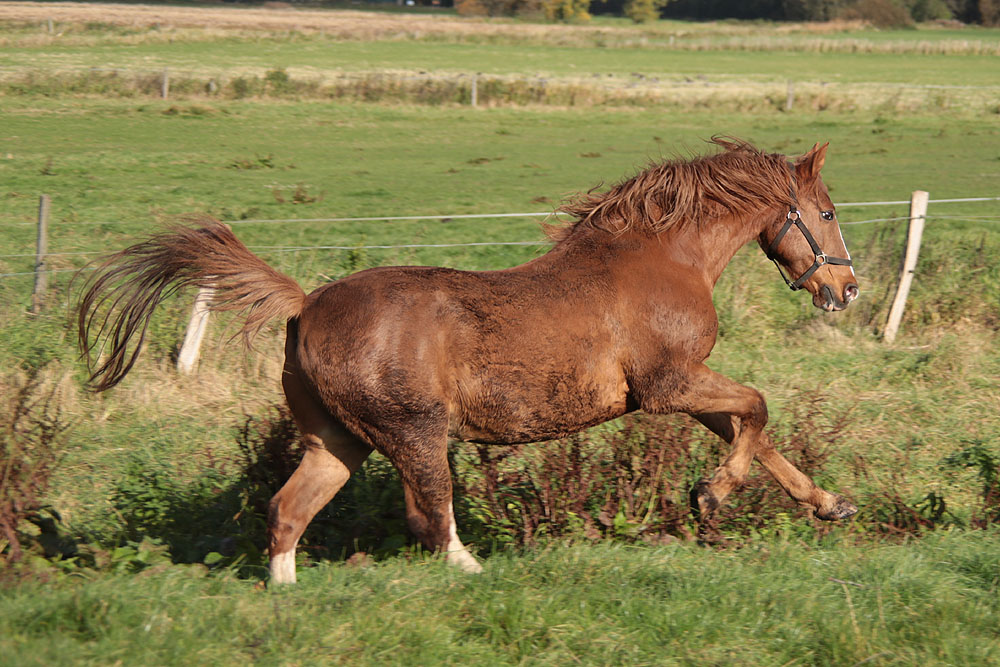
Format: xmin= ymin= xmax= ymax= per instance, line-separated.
xmin=77 ymin=218 xmax=305 ymax=391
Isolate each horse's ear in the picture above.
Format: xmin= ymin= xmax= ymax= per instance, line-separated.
xmin=795 ymin=142 xmax=829 ymax=181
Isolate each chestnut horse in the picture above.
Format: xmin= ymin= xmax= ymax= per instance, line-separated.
xmin=78 ymin=140 xmax=859 ymax=584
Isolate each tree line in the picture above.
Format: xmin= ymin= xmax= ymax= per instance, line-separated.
xmin=450 ymin=0 xmax=999 ymax=25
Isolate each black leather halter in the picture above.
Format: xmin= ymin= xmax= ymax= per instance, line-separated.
xmin=765 ymin=207 xmax=853 ymax=291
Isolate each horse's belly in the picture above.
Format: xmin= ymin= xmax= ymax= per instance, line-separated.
xmin=449 ymin=365 xmax=630 ymax=445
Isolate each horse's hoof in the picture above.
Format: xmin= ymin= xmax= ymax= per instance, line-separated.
xmin=815 ymin=495 xmax=858 ymax=521
xmin=689 ymin=480 xmax=719 ymax=519
xmin=696 ymin=523 xmax=724 ymax=546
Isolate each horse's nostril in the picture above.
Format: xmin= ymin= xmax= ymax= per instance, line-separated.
xmin=844 ymin=284 xmax=860 ymax=302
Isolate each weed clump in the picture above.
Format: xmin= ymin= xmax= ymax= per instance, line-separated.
xmin=0 ymin=369 xmax=71 ymax=567
xmin=944 ymin=442 xmax=1000 ymax=527
xmin=452 ymin=394 xmax=854 ymax=548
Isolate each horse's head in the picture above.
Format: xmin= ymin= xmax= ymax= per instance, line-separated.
xmin=760 ymin=143 xmax=859 ymax=312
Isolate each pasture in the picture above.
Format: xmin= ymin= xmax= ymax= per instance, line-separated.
xmin=1 ymin=5 xmax=999 ymax=664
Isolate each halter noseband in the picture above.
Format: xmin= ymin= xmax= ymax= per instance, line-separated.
xmin=765 ymin=206 xmax=853 ymax=291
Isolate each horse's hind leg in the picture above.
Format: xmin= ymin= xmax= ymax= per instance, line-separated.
xmin=384 ymin=436 xmax=481 ymax=573
xmin=268 ymin=361 xmax=371 ymax=585
xmin=267 ymin=426 xmax=370 ymax=584
xmin=403 ymin=479 xmax=481 ymax=573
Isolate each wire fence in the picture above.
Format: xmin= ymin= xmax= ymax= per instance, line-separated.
xmin=1 ymin=195 xmax=998 ymax=280
xmin=4 ymin=66 xmax=1000 ymax=113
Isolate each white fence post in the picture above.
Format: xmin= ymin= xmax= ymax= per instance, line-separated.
xmin=883 ymin=190 xmax=929 ymax=344
xmin=176 ymin=287 xmax=213 ymax=373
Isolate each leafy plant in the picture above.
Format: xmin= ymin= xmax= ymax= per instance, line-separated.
xmin=944 ymin=442 xmax=1000 ymax=526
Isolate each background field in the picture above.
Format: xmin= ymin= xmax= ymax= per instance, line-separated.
xmin=1 ymin=5 xmax=999 ymax=664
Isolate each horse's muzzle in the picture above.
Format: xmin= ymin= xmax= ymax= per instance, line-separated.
xmin=818 ymin=283 xmax=859 ymax=312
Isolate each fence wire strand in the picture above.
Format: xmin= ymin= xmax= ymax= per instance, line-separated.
xmin=2 ymin=199 xmax=998 ymax=279
xmin=0 ymin=215 xmax=929 ymax=261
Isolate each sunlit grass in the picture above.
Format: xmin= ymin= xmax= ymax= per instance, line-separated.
xmin=2 ymin=531 xmax=998 ymax=665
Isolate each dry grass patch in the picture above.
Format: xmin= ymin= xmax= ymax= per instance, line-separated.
xmin=3 ymin=66 xmax=997 ymax=114
xmin=0 ymin=3 xmax=637 ymax=45
xmin=1 ymin=3 xmax=998 ymax=54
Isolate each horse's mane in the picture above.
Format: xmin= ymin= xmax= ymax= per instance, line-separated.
xmin=550 ymin=138 xmax=797 ymax=241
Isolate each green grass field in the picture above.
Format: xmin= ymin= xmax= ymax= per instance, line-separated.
xmin=2 ymin=7 xmax=999 ymax=664
xmin=3 ymin=532 xmax=1000 ymax=665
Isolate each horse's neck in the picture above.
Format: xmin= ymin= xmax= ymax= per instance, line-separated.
xmin=657 ymin=209 xmax=773 ymax=286
xmin=536 ymin=209 xmax=773 ymax=287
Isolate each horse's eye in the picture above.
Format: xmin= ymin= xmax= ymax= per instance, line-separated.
xmin=821 ymin=210 xmax=835 ymax=221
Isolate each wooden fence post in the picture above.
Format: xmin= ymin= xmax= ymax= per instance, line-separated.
xmin=161 ymin=68 xmax=170 ymax=100
xmin=176 ymin=287 xmax=213 ymax=374
xmin=785 ymin=80 xmax=795 ymax=111
xmin=470 ymin=74 xmax=478 ymax=108
xmin=883 ymin=190 xmax=929 ymax=344
xmin=31 ymin=194 xmax=50 ymax=314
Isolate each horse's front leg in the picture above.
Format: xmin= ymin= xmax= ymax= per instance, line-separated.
xmin=693 ymin=411 xmax=857 ymax=522
xmin=654 ymin=364 xmax=856 ymax=529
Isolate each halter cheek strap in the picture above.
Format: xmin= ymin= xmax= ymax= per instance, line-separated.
xmin=765 ymin=207 xmax=853 ymax=291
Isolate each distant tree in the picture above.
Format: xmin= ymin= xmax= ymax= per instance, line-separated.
xmin=904 ymin=0 xmax=955 ymax=20
xmin=781 ymin=0 xmax=848 ymax=20
xmin=661 ymin=0 xmax=786 ymax=20
xmin=941 ymin=0 xmax=985 ymax=21
xmin=456 ymin=0 xmax=543 ymax=15
xmin=455 ymin=0 xmax=488 ymax=15
xmin=839 ymin=0 xmax=915 ymax=26
xmin=625 ymin=0 xmax=671 ymax=22
xmin=644 ymin=0 xmax=996 ymax=21
xmin=980 ymin=0 xmax=1000 ymax=24
xmin=544 ymin=0 xmax=592 ymax=21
